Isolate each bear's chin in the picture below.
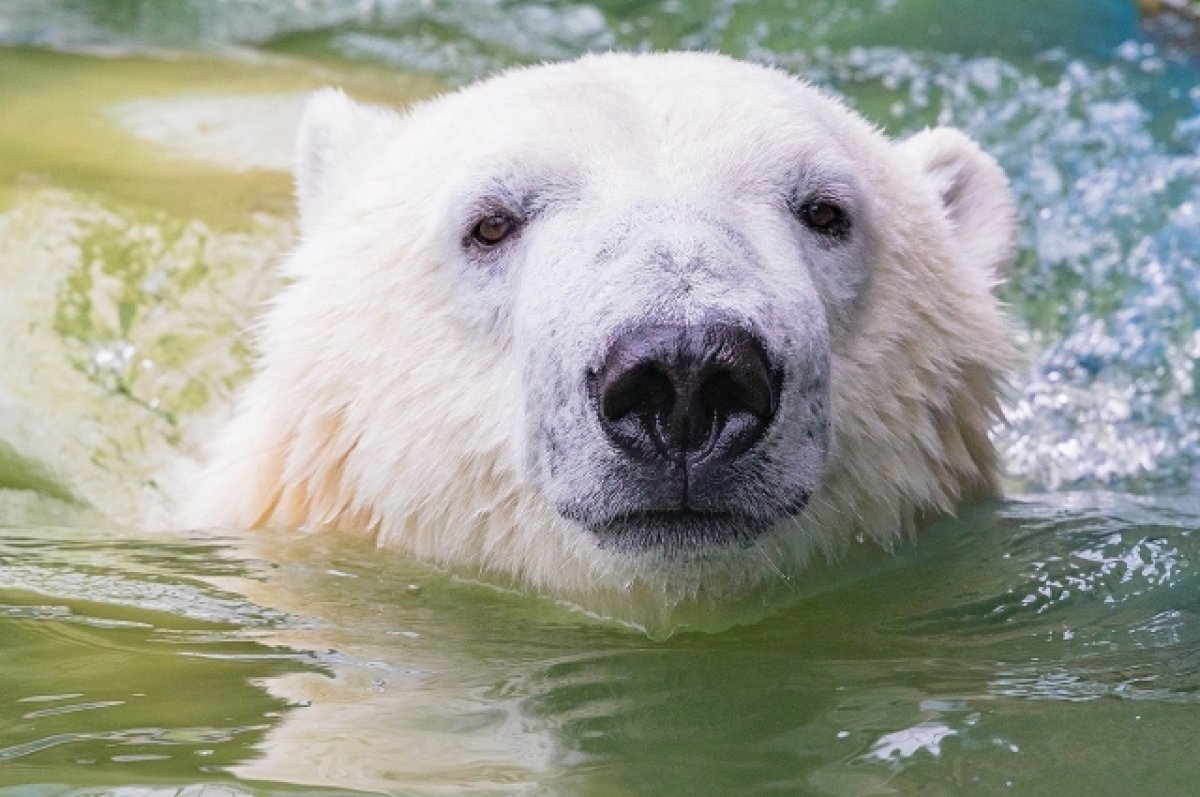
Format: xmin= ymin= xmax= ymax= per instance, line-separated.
xmin=584 ymin=508 xmax=792 ymax=555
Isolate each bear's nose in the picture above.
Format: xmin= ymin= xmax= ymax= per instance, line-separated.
xmin=591 ymin=323 xmax=780 ymax=469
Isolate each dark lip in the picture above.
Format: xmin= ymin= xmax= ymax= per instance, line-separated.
xmin=586 ymin=508 xmax=778 ymax=554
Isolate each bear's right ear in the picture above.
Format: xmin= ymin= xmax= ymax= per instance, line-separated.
xmin=898 ymin=127 xmax=1017 ymax=282
xmin=294 ymin=88 xmax=397 ymax=232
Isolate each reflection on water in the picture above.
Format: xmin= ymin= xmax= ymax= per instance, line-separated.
xmin=3 ymin=496 xmax=1196 ymax=794
xmin=1 ymin=0 xmax=1200 ymax=794
xmin=0 ymin=529 xmax=310 ymax=793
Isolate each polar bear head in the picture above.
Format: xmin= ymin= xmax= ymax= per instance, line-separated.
xmin=190 ymin=52 xmax=1016 ymax=607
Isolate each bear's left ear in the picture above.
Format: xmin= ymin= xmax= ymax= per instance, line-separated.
xmin=898 ymin=127 xmax=1017 ymax=281
xmin=294 ymin=88 xmax=400 ymax=232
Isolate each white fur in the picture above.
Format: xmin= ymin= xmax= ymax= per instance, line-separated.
xmin=185 ymin=53 xmax=1016 ymax=612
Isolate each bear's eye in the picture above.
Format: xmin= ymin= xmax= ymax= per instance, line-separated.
xmin=471 ymin=213 xmax=518 ymax=247
xmin=798 ymin=201 xmax=851 ymax=240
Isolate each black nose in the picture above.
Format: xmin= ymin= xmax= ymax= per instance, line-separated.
xmin=591 ymin=323 xmax=780 ymax=467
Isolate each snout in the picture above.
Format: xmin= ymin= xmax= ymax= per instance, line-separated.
xmin=578 ymin=322 xmax=801 ymax=551
xmin=522 ymin=210 xmax=833 ymax=554
xmin=543 ymin=314 xmax=829 ymax=553
xmin=590 ymin=323 xmax=780 ymax=473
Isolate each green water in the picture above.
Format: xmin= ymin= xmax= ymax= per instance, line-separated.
xmin=2 ymin=1 xmax=1199 ymax=794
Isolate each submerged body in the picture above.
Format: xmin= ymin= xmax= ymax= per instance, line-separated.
xmin=186 ymin=52 xmax=1016 ymax=602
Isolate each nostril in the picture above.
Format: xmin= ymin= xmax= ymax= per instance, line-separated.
xmin=600 ymin=364 xmax=675 ymax=423
xmin=698 ymin=367 xmax=775 ymax=422
xmin=698 ymin=371 xmax=736 ymax=419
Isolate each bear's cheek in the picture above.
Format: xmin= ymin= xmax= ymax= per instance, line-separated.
xmin=441 ymin=245 xmax=525 ymax=336
xmin=814 ymin=211 xmax=878 ymax=339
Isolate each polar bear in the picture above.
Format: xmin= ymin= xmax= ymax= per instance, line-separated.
xmin=187 ymin=52 xmax=1016 ymax=606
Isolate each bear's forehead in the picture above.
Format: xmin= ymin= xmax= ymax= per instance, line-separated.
xmin=419 ymin=53 xmax=880 ymax=189
xmin=457 ymin=54 xmax=838 ymax=136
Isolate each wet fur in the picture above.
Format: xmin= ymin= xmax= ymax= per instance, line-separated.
xmin=184 ymin=53 xmax=1016 ymax=605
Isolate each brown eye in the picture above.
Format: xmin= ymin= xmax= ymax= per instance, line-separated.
xmin=472 ymin=213 xmax=516 ymax=247
xmin=799 ymin=201 xmax=850 ymax=238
